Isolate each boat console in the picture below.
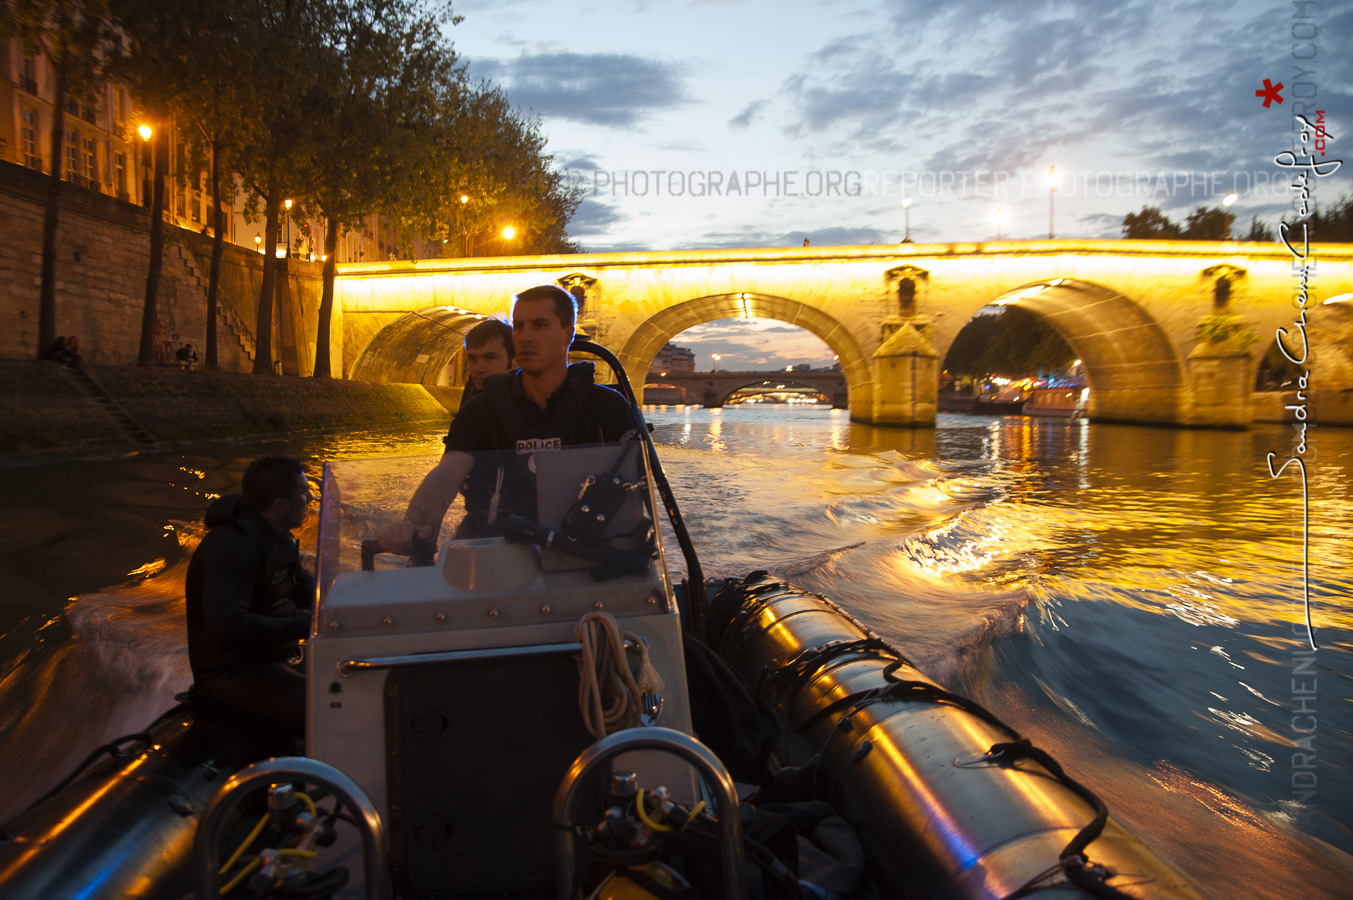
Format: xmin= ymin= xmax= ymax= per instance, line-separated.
xmin=306 ymin=444 xmax=695 ymax=897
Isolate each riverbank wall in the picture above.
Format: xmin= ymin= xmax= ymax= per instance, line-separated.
xmin=1 ymin=361 xmax=451 ymax=463
xmin=0 ymin=160 xmax=327 ymax=373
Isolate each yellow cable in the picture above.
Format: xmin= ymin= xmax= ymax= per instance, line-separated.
xmin=296 ymin=792 xmax=318 ymax=818
xmin=681 ymin=801 xmax=707 ymax=830
xmin=278 ymin=848 xmax=318 ymax=858
xmin=220 ymin=813 xmax=269 ymax=875
xmin=634 ymin=788 xmax=672 ymax=833
xmin=221 ymin=856 xmax=261 ymax=895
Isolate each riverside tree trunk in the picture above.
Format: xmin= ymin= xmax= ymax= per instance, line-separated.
xmin=205 ymin=141 xmax=225 ymax=370
xmin=313 ymin=216 xmax=340 ymax=377
xmin=38 ymin=52 xmax=69 ymax=356
xmin=136 ymin=130 xmax=167 ymax=366
xmin=252 ymin=193 xmax=281 ymax=373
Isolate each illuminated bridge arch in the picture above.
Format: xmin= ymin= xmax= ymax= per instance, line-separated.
xmin=348 ymin=306 xmax=489 ymax=385
xmin=618 ymin=292 xmax=870 ymax=410
xmin=951 ymin=278 xmax=1188 ymax=424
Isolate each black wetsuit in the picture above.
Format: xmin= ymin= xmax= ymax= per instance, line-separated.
xmin=185 ymin=494 xmax=313 ymax=734
xmin=444 ymin=363 xmax=638 ymax=537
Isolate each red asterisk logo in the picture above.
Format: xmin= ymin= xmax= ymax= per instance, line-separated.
xmin=1256 ymin=79 xmax=1284 ymax=108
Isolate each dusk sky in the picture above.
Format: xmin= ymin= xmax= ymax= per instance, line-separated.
xmin=448 ymin=0 xmax=1350 ymax=370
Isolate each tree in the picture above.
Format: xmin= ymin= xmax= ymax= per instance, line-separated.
xmin=1182 ymin=206 xmax=1232 ymax=240
xmin=1121 ymin=206 xmax=1181 ymax=239
xmin=387 ymin=82 xmax=582 ymax=259
xmin=3 ymin=1 xmax=116 ymax=356
xmin=300 ymin=0 xmax=462 ymax=377
xmin=1242 ymin=216 xmax=1275 ymax=242
xmin=942 ymin=307 xmax=1075 ymax=379
xmin=1307 ymin=194 xmax=1353 ymax=242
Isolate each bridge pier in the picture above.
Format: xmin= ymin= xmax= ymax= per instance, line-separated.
xmin=871 ymin=323 xmax=939 ymax=427
xmin=1186 ymin=330 xmax=1254 ymax=428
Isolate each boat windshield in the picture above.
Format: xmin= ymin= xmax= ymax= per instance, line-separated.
xmin=314 ymin=441 xmax=663 ymax=602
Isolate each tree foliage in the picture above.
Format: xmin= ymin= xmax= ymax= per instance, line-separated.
xmin=1305 ymin=194 xmax=1353 ymax=242
xmin=942 ymin=307 xmax=1076 ymax=379
xmin=1121 ymin=206 xmax=1180 ymax=239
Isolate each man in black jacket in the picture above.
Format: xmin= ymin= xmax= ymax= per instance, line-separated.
xmin=379 ymin=285 xmax=637 ymax=554
xmin=185 ymin=455 xmax=314 ymax=734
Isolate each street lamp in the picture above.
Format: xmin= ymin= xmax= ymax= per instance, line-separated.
xmin=1222 ymin=192 xmax=1239 ymax=240
xmin=993 ymin=205 xmax=1006 ymax=241
xmin=138 ymin=125 xmax=153 ymax=206
xmin=1045 ymin=165 xmax=1061 ymax=239
xmin=459 ymin=195 xmax=470 ymax=256
xmin=712 ymin=353 xmax=721 ymax=372
xmin=283 ymin=198 xmax=293 ymax=257
xmin=902 ymin=195 xmax=912 ymax=242
xmin=254 ymin=232 xmax=262 ymax=253
xmin=501 ymin=225 xmax=516 ymax=242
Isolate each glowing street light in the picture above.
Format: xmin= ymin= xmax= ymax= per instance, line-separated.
xmin=137 ymin=124 xmax=152 ymax=142
xmin=712 ymin=353 xmax=721 ymax=372
xmin=253 ymin=232 xmax=262 ymax=253
xmin=902 ymin=195 xmax=912 ymax=243
xmin=1045 ymin=166 xmax=1062 ymax=239
xmin=1222 ymin=192 xmax=1239 ymax=240
xmin=283 ymin=198 xmax=293 ymax=257
xmin=501 ymin=225 xmax=516 ymax=241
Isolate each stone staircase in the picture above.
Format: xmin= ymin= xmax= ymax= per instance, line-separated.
xmin=63 ymin=366 xmax=159 ymax=444
xmin=168 ymin=236 xmax=256 ymax=363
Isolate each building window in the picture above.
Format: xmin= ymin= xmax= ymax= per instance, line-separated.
xmin=115 ymin=151 xmax=127 ymax=195
xmin=64 ymin=130 xmax=78 ymax=179
xmin=84 ymin=136 xmax=97 ymax=185
xmin=21 ymin=110 xmax=40 ymax=170
xmin=20 ymin=57 xmax=38 ymax=95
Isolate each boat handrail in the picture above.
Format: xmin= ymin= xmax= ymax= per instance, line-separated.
xmin=337 ymin=636 xmax=646 ymax=677
xmin=552 ymin=726 xmax=746 ymax=900
xmin=192 ymin=756 xmax=391 ymax=900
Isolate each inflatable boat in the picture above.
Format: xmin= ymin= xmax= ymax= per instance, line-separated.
xmin=0 ymin=343 xmax=1206 ymax=900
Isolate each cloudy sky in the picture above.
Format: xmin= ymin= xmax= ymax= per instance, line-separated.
xmin=447 ymin=0 xmax=1350 ymax=369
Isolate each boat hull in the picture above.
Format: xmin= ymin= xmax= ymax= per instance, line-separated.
xmin=710 ymin=576 xmax=1205 ymax=900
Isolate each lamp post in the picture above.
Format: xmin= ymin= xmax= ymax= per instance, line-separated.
xmin=283 ymin=198 xmax=293 ymax=257
xmin=460 ymin=194 xmax=470 ymax=256
xmin=254 ymin=232 xmax=262 ymax=253
xmin=138 ymin=124 xmax=152 ymax=207
xmin=1222 ymin=192 xmax=1238 ymax=240
xmin=902 ymin=195 xmax=912 ymax=242
xmin=1045 ymin=165 xmax=1061 ymax=239
xmin=712 ymin=353 xmax=721 ymax=373
xmin=994 ymin=205 xmax=1005 ymax=241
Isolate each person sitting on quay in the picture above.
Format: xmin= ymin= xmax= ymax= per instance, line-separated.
xmin=40 ymin=335 xmax=82 ymax=369
xmin=176 ymin=342 xmax=199 ymax=370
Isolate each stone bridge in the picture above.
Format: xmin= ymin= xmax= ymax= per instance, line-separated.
xmin=330 ymin=240 xmax=1353 ymax=427
xmin=646 ymin=371 xmax=848 ymax=407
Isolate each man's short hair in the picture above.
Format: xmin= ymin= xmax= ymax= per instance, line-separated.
xmin=465 ymin=318 xmax=514 ymax=358
xmin=242 ymin=455 xmax=304 ymax=513
xmin=513 ymin=284 xmax=577 ymax=334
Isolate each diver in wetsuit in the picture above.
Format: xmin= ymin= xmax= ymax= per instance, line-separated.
xmin=185 ymin=455 xmax=314 ymax=735
xmin=379 ymin=284 xmax=638 ymax=554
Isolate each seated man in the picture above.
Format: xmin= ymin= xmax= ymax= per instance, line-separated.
xmin=381 ymin=285 xmax=638 ymax=554
xmin=185 ymin=455 xmax=314 ymax=735
xmin=175 ymin=342 xmax=199 ymax=369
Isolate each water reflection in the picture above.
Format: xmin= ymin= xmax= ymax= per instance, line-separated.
xmin=0 ymin=409 xmax=1349 ymax=897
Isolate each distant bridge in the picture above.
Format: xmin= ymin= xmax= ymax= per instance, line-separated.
xmin=330 ymin=240 xmax=1353 ymax=427
xmin=646 ymin=371 xmax=847 ymax=407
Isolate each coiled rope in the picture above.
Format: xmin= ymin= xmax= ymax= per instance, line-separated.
xmin=574 ymin=611 xmax=665 ymax=740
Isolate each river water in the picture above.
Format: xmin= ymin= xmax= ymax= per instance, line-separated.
xmin=0 ymin=407 xmax=1349 ymax=898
